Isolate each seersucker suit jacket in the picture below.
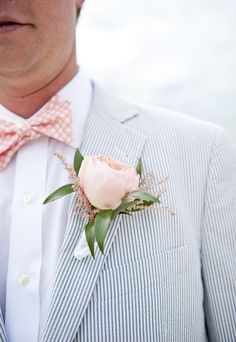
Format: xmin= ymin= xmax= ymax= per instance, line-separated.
xmin=0 ymin=80 xmax=235 ymax=342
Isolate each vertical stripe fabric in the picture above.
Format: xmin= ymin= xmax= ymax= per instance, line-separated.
xmin=0 ymin=309 xmax=7 ymax=342
xmin=43 ymin=83 xmax=236 ymax=342
xmin=1 ymin=82 xmax=235 ymax=341
xmin=42 ymin=101 xmax=146 ymax=341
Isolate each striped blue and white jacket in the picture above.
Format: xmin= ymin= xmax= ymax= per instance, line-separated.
xmin=0 ymin=81 xmax=235 ymax=342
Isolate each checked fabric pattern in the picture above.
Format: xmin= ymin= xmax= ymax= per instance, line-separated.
xmin=0 ymin=95 xmax=73 ymax=172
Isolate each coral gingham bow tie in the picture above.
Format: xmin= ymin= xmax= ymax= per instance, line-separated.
xmin=0 ymin=94 xmax=73 ymax=172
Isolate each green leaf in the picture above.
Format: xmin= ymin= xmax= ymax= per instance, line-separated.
xmin=43 ymin=184 xmax=75 ymax=204
xmin=136 ymin=158 xmax=142 ymax=176
xmin=112 ymin=200 xmax=137 ymax=220
xmin=95 ymin=210 xmax=113 ymax=254
xmin=130 ymin=190 xmax=161 ymax=204
xmin=74 ymin=148 xmax=84 ymax=175
xmin=127 ymin=199 xmax=159 ymax=212
xmin=119 ymin=211 xmax=132 ymax=216
xmin=85 ymin=221 xmax=96 ymax=258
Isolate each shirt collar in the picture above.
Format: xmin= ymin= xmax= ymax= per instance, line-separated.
xmin=0 ymin=66 xmax=93 ymax=149
xmin=56 ymin=67 xmax=93 ymax=148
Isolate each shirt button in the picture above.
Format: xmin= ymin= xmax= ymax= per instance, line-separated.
xmin=18 ymin=274 xmax=30 ymax=286
xmin=23 ymin=194 xmax=32 ymax=204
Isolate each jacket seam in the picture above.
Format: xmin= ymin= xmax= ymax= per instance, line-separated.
xmin=199 ymin=127 xmax=220 ymax=250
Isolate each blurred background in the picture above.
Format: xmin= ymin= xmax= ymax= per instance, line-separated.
xmin=76 ymin=0 xmax=236 ymax=142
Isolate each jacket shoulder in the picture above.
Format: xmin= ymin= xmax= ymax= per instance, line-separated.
xmin=133 ymin=101 xmax=226 ymax=140
xmin=92 ymin=81 xmax=228 ymax=148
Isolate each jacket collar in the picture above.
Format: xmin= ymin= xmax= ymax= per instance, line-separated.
xmin=90 ymin=80 xmax=139 ymax=123
xmin=42 ymin=80 xmax=147 ymax=341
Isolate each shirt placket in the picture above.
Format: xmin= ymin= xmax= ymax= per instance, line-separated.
xmin=5 ymin=137 xmax=48 ymax=342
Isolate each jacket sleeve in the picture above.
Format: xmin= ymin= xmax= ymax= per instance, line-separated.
xmin=201 ymin=125 xmax=236 ymax=341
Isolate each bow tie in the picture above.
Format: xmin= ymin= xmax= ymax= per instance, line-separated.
xmin=0 ymin=94 xmax=73 ymax=172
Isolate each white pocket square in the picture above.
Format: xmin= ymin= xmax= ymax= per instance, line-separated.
xmin=73 ymin=230 xmax=94 ymax=260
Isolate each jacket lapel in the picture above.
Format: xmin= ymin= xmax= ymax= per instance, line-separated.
xmin=42 ymin=82 xmax=147 ymax=342
xmin=0 ymin=309 xmax=7 ymax=342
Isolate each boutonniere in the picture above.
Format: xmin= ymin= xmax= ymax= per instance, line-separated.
xmin=43 ymin=149 xmax=175 ymax=259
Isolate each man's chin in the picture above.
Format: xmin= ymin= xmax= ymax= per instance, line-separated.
xmin=0 ymin=53 xmax=35 ymax=75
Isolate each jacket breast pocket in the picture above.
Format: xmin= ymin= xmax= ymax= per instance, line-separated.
xmin=86 ymin=244 xmax=205 ymax=341
xmin=86 ymin=244 xmax=205 ymax=342
xmin=92 ymin=243 xmax=190 ymax=303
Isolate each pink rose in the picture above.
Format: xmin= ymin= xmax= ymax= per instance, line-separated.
xmin=78 ymin=155 xmax=140 ymax=210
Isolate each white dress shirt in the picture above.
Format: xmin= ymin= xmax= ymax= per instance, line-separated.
xmin=0 ymin=67 xmax=93 ymax=342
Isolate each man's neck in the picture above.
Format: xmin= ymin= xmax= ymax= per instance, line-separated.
xmin=0 ymin=51 xmax=78 ymax=118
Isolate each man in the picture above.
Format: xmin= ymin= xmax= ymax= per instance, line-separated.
xmin=0 ymin=1 xmax=235 ymax=341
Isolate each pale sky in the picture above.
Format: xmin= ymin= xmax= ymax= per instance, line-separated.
xmin=76 ymin=0 xmax=236 ymax=141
